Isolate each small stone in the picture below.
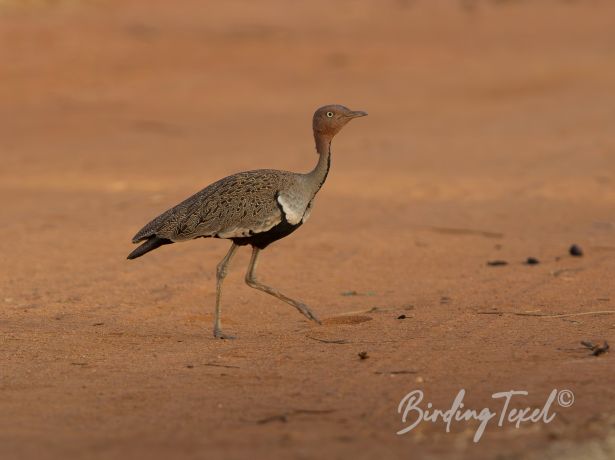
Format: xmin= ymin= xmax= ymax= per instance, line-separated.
xmin=525 ymin=257 xmax=540 ymax=265
xmin=569 ymin=244 xmax=583 ymax=257
xmin=358 ymin=351 xmax=369 ymax=360
xmin=397 ymin=314 xmax=406 ymax=320
xmin=487 ymin=260 xmax=508 ymax=266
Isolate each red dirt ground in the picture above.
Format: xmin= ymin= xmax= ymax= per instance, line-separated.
xmin=1 ymin=1 xmax=615 ymax=459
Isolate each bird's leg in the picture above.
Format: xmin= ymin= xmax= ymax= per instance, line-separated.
xmin=213 ymin=242 xmax=239 ymax=339
xmin=245 ymin=246 xmax=321 ymax=324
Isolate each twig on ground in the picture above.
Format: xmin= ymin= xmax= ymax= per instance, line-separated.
xmin=476 ymin=310 xmax=615 ymax=318
xmin=581 ymin=341 xmax=609 ymax=356
xmin=256 ymin=409 xmax=335 ymax=424
xmin=307 ymin=336 xmax=349 ymax=344
xmin=202 ymin=363 xmax=240 ymax=369
xmin=515 ymin=311 xmax=615 ymax=318
xmin=374 ymin=370 xmax=417 ymax=375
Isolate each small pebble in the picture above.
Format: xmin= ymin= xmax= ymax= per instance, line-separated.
xmin=397 ymin=314 xmax=406 ymax=320
xmin=487 ymin=260 xmax=508 ymax=266
xmin=569 ymin=244 xmax=583 ymax=257
xmin=525 ymin=257 xmax=540 ymax=265
xmin=358 ymin=351 xmax=369 ymax=360
xmin=186 ymin=364 xmax=194 ymax=369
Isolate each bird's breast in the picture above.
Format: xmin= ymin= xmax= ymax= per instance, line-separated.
xmin=276 ymin=187 xmax=314 ymax=226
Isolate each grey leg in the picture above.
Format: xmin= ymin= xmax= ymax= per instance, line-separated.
xmin=213 ymin=242 xmax=239 ymax=339
xmin=245 ymin=246 xmax=321 ymax=324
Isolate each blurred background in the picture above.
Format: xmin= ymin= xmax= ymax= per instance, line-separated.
xmin=2 ymin=1 xmax=615 ymax=459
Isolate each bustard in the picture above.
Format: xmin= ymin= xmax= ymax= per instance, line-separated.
xmin=128 ymin=105 xmax=367 ymax=338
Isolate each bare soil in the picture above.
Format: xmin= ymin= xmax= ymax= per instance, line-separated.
xmin=1 ymin=1 xmax=615 ymax=459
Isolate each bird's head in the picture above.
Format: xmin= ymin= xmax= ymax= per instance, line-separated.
xmin=312 ymin=105 xmax=367 ymax=138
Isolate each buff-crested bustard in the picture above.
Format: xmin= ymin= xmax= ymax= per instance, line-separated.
xmin=128 ymin=105 xmax=367 ymax=338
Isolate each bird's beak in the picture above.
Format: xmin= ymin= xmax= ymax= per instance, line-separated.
xmin=347 ymin=110 xmax=368 ymax=118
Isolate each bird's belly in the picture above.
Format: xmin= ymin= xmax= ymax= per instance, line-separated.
xmin=229 ymin=218 xmax=302 ymax=249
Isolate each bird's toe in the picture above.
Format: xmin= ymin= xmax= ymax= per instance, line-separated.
xmin=300 ymin=306 xmax=321 ymax=324
xmin=310 ymin=313 xmax=322 ymax=325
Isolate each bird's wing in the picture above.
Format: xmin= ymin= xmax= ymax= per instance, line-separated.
xmin=132 ymin=170 xmax=293 ymax=243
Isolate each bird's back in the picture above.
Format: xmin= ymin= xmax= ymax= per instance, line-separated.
xmin=132 ymin=169 xmax=305 ymax=244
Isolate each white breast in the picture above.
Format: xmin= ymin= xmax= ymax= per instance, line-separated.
xmin=277 ymin=191 xmax=312 ymax=225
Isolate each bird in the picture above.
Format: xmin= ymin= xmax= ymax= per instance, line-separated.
xmin=128 ymin=104 xmax=367 ymax=339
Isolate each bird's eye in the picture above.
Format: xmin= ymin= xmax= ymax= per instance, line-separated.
xmin=326 ymin=111 xmax=334 ymax=118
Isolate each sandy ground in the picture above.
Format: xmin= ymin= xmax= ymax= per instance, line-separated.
xmin=1 ymin=1 xmax=615 ymax=458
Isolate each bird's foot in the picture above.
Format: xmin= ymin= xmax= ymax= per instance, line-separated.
xmin=297 ymin=303 xmax=321 ymax=325
xmin=213 ymin=328 xmax=236 ymax=340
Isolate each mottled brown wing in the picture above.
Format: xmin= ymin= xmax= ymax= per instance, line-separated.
xmin=132 ymin=170 xmax=291 ymax=243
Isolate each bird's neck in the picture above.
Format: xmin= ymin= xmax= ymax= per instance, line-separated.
xmin=307 ymin=132 xmax=332 ymax=192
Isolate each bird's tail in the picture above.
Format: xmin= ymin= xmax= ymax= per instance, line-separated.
xmin=127 ymin=236 xmax=173 ymax=260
